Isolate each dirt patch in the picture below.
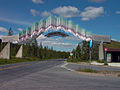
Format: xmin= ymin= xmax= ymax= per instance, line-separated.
xmin=76 ymin=62 xmax=89 ymax=65
xmin=76 ymin=70 xmax=120 ymax=77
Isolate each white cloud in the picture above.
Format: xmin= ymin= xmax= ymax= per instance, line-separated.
xmin=37 ymin=34 xmax=78 ymax=51
xmin=41 ymin=40 xmax=77 ymax=49
xmin=88 ymin=0 xmax=106 ymax=3
xmin=32 ymin=0 xmax=43 ymax=4
xmin=52 ymin=6 xmax=80 ymax=18
xmin=0 ymin=27 xmax=8 ymax=32
xmin=0 ymin=35 xmax=4 ymax=38
xmin=80 ymin=6 xmax=104 ymax=21
xmin=116 ymin=11 xmax=120 ymax=14
xmin=18 ymin=28 xmax=23 ymax=32
xmin=0 ymin=17 xmax=32 ymax=26
xmin=65 ymin=36 xmax=82 ymax=41
xmin=30 ymin=9 xmax=40 ymax=16
xmin=111 ymin=38 xmax=119 ymax=42
xmin=41 ymin=11 xmax=51 ymax=17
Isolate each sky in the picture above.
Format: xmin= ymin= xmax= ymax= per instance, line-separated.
xmin=0 ymin=0 xmax=120 ymax=51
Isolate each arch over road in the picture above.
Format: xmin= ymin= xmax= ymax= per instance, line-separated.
xmin=18 ymin=15 xmax=93 ymax=43
xmin=18 ymin=15 xmax=111 ymax=60
xmin=0 ymin=15 xmax=111 ymax=60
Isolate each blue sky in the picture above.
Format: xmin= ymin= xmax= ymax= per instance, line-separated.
xmin=0 ymin=0 xmax=120 ymax=51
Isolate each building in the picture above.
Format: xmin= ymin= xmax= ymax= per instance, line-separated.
xmin=104 ymin=40 xmax=120 ymax=62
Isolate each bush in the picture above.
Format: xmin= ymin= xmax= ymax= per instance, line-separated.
xmin=67 ymin=58 xmax=79 ymax=62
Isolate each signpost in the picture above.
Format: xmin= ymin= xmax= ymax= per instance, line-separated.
xmin=92 ymin=34 xmax=111 ymax=43
xmin=69 ymin=53 xmax=73 ymax=60
xmin=0 ymin=39 xmax=2 ymax=51
xmin=104 ymin=48 xmax=108 ymax=65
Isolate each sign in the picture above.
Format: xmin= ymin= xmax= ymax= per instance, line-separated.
xmin=92 ymin=34 xmax=111 ymax=43
xmin=107 ymin=53 xmax=111 ymax=62
xmin=70 ymin=53 xmax=73 ymax=56
xmin=104 ymin=48 xmax=108 ymax=52
xmin=107 ymin=53 xmax=111 ymax=57
xmin=89 ymin=40 xmax=92 ymax=48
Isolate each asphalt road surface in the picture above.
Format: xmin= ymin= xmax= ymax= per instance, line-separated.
xmin=0 ymin=59 xmax=120 ymax=90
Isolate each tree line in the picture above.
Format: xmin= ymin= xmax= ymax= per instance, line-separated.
xmin=68 ymin=41 xmax=99 ymax=62
xmin=22 ymin=41 xmax=69 ymax=59
xmin=0 ymin=28 xmax=69 ymax=59
xmin=0 ymin=27 xmax=99 ymax=61
xmin=0 ymin=41 xmax=69 ymax=59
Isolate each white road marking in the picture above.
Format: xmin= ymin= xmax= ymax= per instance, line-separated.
xmin=61 ymin=62 xmax=74 ymax=71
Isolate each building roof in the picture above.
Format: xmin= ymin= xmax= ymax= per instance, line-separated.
xmin=104 ymin=40 xmax=120 ymax=49
xmin=106 ymin=48 xmax=120 ymax=52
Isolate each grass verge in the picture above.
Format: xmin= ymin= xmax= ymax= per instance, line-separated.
xmin=77 ymin=69 xmax=98 ymax=73
xmin=76 ymin=69 xmax=120 ymax=77
xmin=0 ymin=57 xmax=45 ymax=65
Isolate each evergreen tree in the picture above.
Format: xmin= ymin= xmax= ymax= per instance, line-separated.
xmin=32 ymin=39 xmax=38 ymax=57
xmin=76 ymin=44 xmax=82 ymax=59
xmin=81 ymin=41 xmax=89 ymax=60
xmin=92 ymin=42 xmax=99 ymax=60
xmin=8 ymin=27 xmax=13 ymax=36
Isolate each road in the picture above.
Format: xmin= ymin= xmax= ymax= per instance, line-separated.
xmin=0 ymin=59 xmax=120 ymax=90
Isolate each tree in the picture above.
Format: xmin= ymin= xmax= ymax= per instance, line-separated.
xmin=8 ymin=27 xmax=13 ymax=36
xmin=92 ymin=42 xmax=99 ymax=60
xmin=76 ymin=44 xmax=82 ymax=59
xmin=81 ymin=41 xmax=89 ymax=60
xmin=32 ymin=39 xmax=38 ymax=57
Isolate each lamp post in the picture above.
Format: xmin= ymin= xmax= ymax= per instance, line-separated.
xmin=0 ymin=39 xmax=2 ymax=51
xmin=89 ymin=40 xmax=92 ymax=65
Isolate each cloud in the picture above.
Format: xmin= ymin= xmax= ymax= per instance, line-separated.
xmin=52 ymin=6 xmax=80 ymax=18
xmin=116 ymin=11 xmax=120 ymax=14
xmin=111 ymin=38 xmax=119 ymax=42
xmin=41 ymin=11 xmax=51 ymax=17
xmin=88 ymin=0 xmax=106 ymax=3
xmin=0 ymin=27 xmax=8 ymax=32
xmin=0 ymin=35 xmax=3 ymax=37
xmin=37 ymin=34 xmax=78 ymax=51
xmin=42 ymin=41 xmax=73 ymax=46
xmin=0 ymin=17 xmax=32 ymax=26
xmin=32 ymin=0 xmax=44 ymax=4
xmin=65 ymin=36 xmax=82 ymax=41
xmin=18 ymin=28 xmax=23 ymax=32
xmin=80 ymin=6 xmax=104 ymax=21
xmin=41 ymin=40 xmax=77 ymax=49
xmin=30 ymin=9 xmax=40 ymax=16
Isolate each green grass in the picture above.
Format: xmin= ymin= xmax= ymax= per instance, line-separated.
xmin=77 ymin=69 xmax=98 ymax=73
xmin=0 ymin=57 xmax=44 ymax=65
xmin=67 ymin=58 xmax=78 ymax=62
